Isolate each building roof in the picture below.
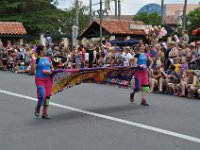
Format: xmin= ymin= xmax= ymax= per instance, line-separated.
xmin=96 ymin=15 xmax=133 ymax=21
xmin=80 ymin=19 xmax=145 ymax=37
xmin=164 ymin=15 xmax=178 ymax=25
xmin=0 ymin=22 xmax=27 ymax=35
xmin=165 ymin=4 xmax=199 ymax=16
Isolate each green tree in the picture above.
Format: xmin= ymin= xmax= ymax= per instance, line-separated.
xmin=186 ymin=7 xmax=200 ymax=40
xmin=0 ymin=0 xmax=89 ymax=38
xmin=0 ymin=0 xmax=62 ymax=35
xmin=59 ymin=5 xmax=90 ymax=36
xmin=133 ymin=12 xmax=161 ymax=25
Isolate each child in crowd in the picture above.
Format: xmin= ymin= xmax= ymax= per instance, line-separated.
xmin=15 ymin=62 xmax=26 ymax=73
xmin=180 ymin=57 xmax=188 ymax=75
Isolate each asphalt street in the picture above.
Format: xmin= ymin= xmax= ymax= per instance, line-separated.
xmin=0 ymin=71 xmax=200 ymax=150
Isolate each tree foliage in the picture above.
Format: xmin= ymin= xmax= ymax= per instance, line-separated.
xmin=186 ymin=7 xmax=200 ymax=37
xmin=0 ymin=0 xmax=89 ymax=37
xmin=133 ymin=12 xmax=161 ymax=25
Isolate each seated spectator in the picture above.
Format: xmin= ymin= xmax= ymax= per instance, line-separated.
xmin=165 ymin=65 xmax=180 ymax=95
xmin=180 ymin=57 xmax=188 ymax=75
xmin=15 ymin=62 xmax=26 ymax=73
xmin=168 ymin=41 xmax=179 ymax=65
xmin=186 ymin=70 xmax=199 ymax=98
xmin=149 ymin=65 xmax=162 ymax=93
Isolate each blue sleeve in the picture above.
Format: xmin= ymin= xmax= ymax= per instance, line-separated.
xmin=153 ymin=51 xmax=158 ymax=58
xmin=167 ymin=70 xmax=171 ymax=75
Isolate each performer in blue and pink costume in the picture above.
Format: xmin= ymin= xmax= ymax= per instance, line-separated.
xmin=32 ymin=45 xmax=54 ymax=119
xmin=130 ymin=45 xmax=153 ymax=106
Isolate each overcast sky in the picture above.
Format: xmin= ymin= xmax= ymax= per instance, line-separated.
xmin=57 ymin=0 xmax=200 ymax=15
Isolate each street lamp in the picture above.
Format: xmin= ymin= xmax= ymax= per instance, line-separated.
xmin=182 ymin=0 xmax=187 ymax=31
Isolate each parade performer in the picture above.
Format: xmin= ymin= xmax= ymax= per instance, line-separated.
xmin=130 ymin=45 xmax=153 ymax=106
xmin=32 ymin=45 xmax=54 ymax=119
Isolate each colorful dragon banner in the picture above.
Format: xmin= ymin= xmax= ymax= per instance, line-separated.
xmin=51 ymin=67 xmax=135 ymax=95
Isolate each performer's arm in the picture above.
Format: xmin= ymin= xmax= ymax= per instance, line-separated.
xmin=148 ymin=56 xmax=153 ymax=69
xmin=31 ymin=60 xmax=36 ymax=75
xmin=50 ymin=61 xmax=54 ymax=71
xmin=133 ymin=53 xmax=139 ymax=67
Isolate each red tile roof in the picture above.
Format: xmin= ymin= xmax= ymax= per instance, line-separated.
xmin=96 ymin=15 xmax=133 ymax=21
xmin=81 ymin=19 xmax=145 ymax=36
xmin=0 ymin=22 xmax=27 ymax=35
xmin=164 ymin=15 xmax=178 ymax=25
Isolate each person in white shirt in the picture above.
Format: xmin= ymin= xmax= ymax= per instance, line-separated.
xmin=122 ymin=47 xmax=133 ymax=66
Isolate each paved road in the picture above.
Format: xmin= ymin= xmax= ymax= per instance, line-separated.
xmin=0 ymin=71 xmax=200 ymax=150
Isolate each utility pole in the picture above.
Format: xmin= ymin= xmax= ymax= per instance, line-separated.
xmin=161 ymin=0 xmax=164 ymax=25
xmin=115 ymin=0 xmax=118 ymax=19
xmin=72 ymin=0 xmax=79 ymax=46
xmin=182 ymin=0 xmax=187 ymax=31
xmin=75 ymin=0 xmax=79 ymax=27
xmin=100 ymin=0 xmax=103 ymax=51
xmin=89 ymin=0 xmax=92 ymax=23
xmin=118 ymin=0 xmax=121 ymax=20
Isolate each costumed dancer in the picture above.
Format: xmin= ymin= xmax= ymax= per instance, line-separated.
xmin=130 ymin=45 xmax=153 ymax=106
xmin=32 ymin=45 xmax=54 ymax=119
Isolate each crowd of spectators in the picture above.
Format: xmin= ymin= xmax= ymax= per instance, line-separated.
xmin=0 ymin=31 xmax=200 ymax=99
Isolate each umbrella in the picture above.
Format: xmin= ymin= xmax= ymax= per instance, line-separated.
xmin=192 ymin=28 xmax=200 ymax=36
xmin=124 ymin=39 xmax=139 ymax=46
xmin=110 ymin=40 xmax=124 ymax=46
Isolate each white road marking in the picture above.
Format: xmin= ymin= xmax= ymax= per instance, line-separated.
xmin=0 ymin=89 xmax=200 ymax=144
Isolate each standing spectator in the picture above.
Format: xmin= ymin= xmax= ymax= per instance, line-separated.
xmin=171 ymin=32 xmax=179 ymax=43
xmin=104 ymin=39 xmax=112 ymax=48
xmin=74 ymin=47 xmax=82 ymax=68
xmin=182 ymin=30 xmax=189 ymax=43
xmin=97 ymin=53 xmax=105 ymax=67
xmin=147 ymin=44 xmax=158 ymax=69
xmin=115 ymin=48 xmax=125 ymax=66
xmin=7 ymin=53 xmax=14 ymax=71
xmin=88 ymin=44 xmax=95 ymax=68
xmin=66 ymin=49 xmax=73 ymax=68
xmin=122 ymin=47 xmax=133 ymax=66
xmin=80 ymin=44 xmax=86 ymax=68
xmin=24 ymin=48 xmax=31 ymax=67
xmin=0 ymin=38 xmax=3 ymax=49
xmin=1 ymin=48 xmax=8 ymax=70
xmin=7 ymin=40 xmax=12 ymax=49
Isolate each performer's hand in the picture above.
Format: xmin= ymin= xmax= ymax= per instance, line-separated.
xmin=42 ymin=70 xmax=52 ymax=75
xmin=140 ymin=65 xmax=146 ymax=69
